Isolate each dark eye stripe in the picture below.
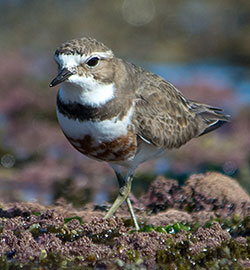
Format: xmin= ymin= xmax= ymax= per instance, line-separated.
xmin=86 ymin=57 xmax=99 ymax=67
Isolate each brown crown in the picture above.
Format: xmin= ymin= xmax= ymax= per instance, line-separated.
xmin=55 ymin=37 xmax=111 ymax=56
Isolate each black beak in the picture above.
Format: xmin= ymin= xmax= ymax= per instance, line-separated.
xmin=49 ymin=68 xmax=74 ymax=87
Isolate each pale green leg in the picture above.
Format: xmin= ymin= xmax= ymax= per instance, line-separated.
xmin=104 ymin=171 xmax=140 ymax=231
xmin=125 ymin=194 xmax=140 ymax=231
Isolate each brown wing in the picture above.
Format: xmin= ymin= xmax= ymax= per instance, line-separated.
xmin=132 ymin=72 xmax=229 ymax=149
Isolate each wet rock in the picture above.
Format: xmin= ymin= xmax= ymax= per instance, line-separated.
xmin=189 ymin=222 xmax=231 ymax=255
xmin=146 ymin=209 xmax=192 ymax=226
xmin=139 ymin=172 xmax=250 ymax=222
xmin=139 ymin=176 xmax=185 ymax=213
xmin=191 ymin=210 xmax=216 ymax=225
xmin=183 ymin=172 xmax=250 ymax=216
xmin=0 ymin=173 xmax=249 ymax=269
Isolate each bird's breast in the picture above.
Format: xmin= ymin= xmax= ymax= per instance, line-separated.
xmin=56 ymin=104 xmax=137 ymax=162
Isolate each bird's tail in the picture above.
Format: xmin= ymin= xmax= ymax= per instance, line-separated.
xmin=188 ymin=101 xmax=231 ymax=136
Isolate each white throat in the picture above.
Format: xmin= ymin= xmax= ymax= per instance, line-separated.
xmin=59 ymin=75 xmax=115 ymax=108
xmin=55 ymin=52 xmax=115 ymax=108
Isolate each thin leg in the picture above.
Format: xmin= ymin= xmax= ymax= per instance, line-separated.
xmin=104 ymin=174 xmax=132 ymax=218
xmin=125 ymin=196 xmax=140 ymax=231
xmin=115 ymin=171 xmax=140 ymax=231
xmin=104 ymin=172 xmax=140 ymax=230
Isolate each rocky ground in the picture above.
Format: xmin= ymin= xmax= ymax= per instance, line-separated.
xmin=0 ymin=172 xmax=249 ymax=269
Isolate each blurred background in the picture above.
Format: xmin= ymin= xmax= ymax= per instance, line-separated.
xmin=0 ymin=0 xmax=250 ymax=206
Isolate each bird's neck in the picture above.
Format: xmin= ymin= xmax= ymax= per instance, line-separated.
xmin=57 ymin=82 xmax=133 ymax=122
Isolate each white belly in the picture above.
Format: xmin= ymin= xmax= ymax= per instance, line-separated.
xmin=56 ymin=106 xmax=134 ymax=143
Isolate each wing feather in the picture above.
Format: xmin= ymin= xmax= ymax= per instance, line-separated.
xmin=132 ymin=71 xmax=230 ymax=149
xmin=132 ymin=73 xmax=199 ymax=149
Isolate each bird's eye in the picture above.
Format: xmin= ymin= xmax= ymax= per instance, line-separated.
xmin=86 ymin=57 xmax=99 ymax=67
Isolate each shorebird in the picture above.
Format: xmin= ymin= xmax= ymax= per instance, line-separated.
xmin=50 ymin=37 xmax=230 ymax=230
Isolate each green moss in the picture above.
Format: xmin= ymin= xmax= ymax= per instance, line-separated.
xmin=32 ymin=212 xmax=41 ymax=217
xmin=136 ymin=222 xmax=191 ymax=234
xmin=127 ymin=249 xmax=140 ymax=262
xmin=28 ymin=223 xmax=43 ymax=239
xmin=156 ymin=236 xmax=249 ymax=269
xmin=28 ymin=220 xmax=120 ymax=244
xmin=28 ymin=222 xmax=83 ymax=242
xmin=64 ymin=216 xmax=83 ymax=225
xmin=134 ymin=217 xmax=250 ymax=269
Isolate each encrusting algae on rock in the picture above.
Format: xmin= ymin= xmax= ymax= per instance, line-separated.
xmin=0 ymin=172 xmax=249 ymax=269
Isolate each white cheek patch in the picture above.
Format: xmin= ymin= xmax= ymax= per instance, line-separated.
xmin=56 ymin=107 xmax=133 ymax=142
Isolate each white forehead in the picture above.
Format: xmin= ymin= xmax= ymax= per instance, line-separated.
xmin=54 ymin=50 xmax=113 ymax=68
